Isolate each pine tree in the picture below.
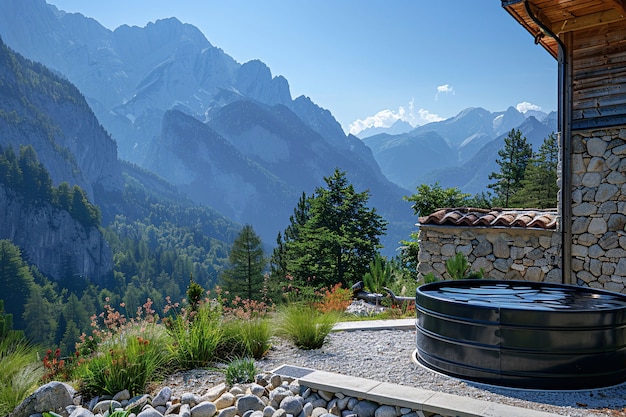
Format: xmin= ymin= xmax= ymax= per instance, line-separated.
xmin=488 ymin=129 xmax=533 ymax=207
xmin=0 ymin=240 xmax=34 ymax=330
xmin=220 ymin=225 xmax=266 ymax=301
xmin=273 ymin=169 xmax=387 ymax=288
xmin=510 ymin=133 xmax=558 ymax=209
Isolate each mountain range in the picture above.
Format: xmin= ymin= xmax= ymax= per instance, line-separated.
xmin=0 ymin=0 xmax=414 ymax=256
xmin=362 ymin=107 xmax=557 ymax=193
xmin=0 ymin=0 xmax=559 ymax=282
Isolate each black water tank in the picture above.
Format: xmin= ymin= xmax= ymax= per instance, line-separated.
xmin=415 ymin=280 xmax=626 ymax=389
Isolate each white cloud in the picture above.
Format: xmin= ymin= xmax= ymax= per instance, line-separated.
xmin=516 ymin=101 xmax=542 ymax=113
xmin=417 ymin=108 xmax=444 ymax=124
xmin=349 ymin=105 xmax=410 ymax=135
xmin=349 ymin=99 xmax=445 ymax=135
xmin=435 ymin=84 xmax=455 ymax=100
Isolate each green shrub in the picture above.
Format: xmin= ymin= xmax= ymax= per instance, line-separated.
xmin=277 ymin=304 xmax=338 ymax=350
xmin=167 ymin=301 xmax=224 ymax=369
xmin=0 ymin=334 xmax=43 ymax=416
xmin=222 ymin=318 xmax=272 ymax=360
xmin=224 ymin=357 xmax=258 ymax=386
xmin=77 ymin=323 xmax=172 ymax=396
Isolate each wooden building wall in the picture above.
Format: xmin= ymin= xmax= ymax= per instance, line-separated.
xmin=572 ymin=20 xmax=626 ymax=129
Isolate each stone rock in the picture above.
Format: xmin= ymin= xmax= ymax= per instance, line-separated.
xmin=256 ymin=375 xmax=269 ymax=387
xmin=263 ymin=405 xmax=277 ymax=417
xmin=374 ymin=405 xmax=397 ymax=417
xmin=216 ymin=406 xmax=238 ymax=417
xmin=237 ymin=395 xmax=265 ymax=415
xmin=589 ymin=217 xmax=608 ymax=234
xmin=137 ymin=407 xmax=164 ymax=417
xmin=346 ymin=398 xmax=359 ymax=410
xmin=473 ymin=240 xmax=492 ymax=257
xmin=113 ymin=390 xmax=131 ymax=402
xmin=249 ymin=411 xmax=264 ymax=417
xmin=311 ymin=408 xmax=330 ymax=417
xmin=572 ymin=202 xmax=597 ymax=216
xmin=69 ymin=407 xmax=95 ymax=417
xmin=492 ymin=238 xmax=510 ymax=258
xmin=165 ymin=403 xmax=182 ymax=415
xmin=214 ymin=392 xmax=236 ymax=410
xmin=126 ymin=395 xmax=151 ymax=414
xmin=93 ymin=400 xmax=122 ymax=415
xmin=280 ymin=396 xmax=304 ymax=416
xmin=182 ymin=393 xmax=202 ymax=407
xmin=302 ymin=401 xmax=314 ymax=417
xmin=270 ymin=375 xmax=283 ymax=388
xmin=271 ymin=409 xmax=287 ymax=417
xmin=249 ymin=384 xmax=266 ymax=398
xmin=353 ymin=401 xmax=378 ymax=417
xmin=269 ymin=387 xmax=292 ymax=405
xmin=204 ymin=384 xmax=228 ymax=402
xmin=191 ymin=401 xmax=217 ymax=417
xmin=180 ymin=403 xmax=191 ymax=417
xmin=229 ymin=386 xmax=245 ymax=396
xmin=152 ymin=387 xmax=172 ymax=408
xmin=11 ymin=381 xmax=76 ymax=417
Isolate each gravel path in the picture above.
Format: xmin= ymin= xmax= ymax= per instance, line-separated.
xmin=161 ymin=329 xmax=626 ymax=417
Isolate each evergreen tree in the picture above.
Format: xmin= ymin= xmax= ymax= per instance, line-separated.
xmin=510 ymin=133 xmax=558 ymax=209
xmin=23 ymin=285 xmax=57 ymax=346
xmin=488 ymin=129 xmax=533 ymax=207
xmin=221 ymin=225 xmax=266 ymax=300
xmin=273 ymin=169 xmax=387 ymax=288
xmin=0 ymin=240 xmax=34 ymax=330
xmin=404 ymin=183 xmax=472 ymax=217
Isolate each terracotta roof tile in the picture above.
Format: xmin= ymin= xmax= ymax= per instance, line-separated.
xmin=418 ymin=207 xmax=558 ymax=230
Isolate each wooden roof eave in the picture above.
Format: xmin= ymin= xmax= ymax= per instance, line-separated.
xmin=502 ymin=0 xmax=559 ymax=59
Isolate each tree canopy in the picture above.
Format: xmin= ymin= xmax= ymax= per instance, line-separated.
xmin=270 ymin=169 xmax=387 ymax=292
xmin=488 ymin=129 xmax=533 ymax=207
xmin=220 ymin=224 xmax=266 ymax=301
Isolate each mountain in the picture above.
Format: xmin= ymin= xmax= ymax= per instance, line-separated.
xmin=0 ymin=0 xmax=414 ymax=253
xmin=0 ymin=37 xmax=120 ymax=283
xmin=362 ymin=107 xmax=556 ymax=192
xmin=420 ymin=115 xmax=557 ymax=194
xmin=356 ymin=120 xmax=414 ymax=138
xmin=146 ymin=101 xmax=414 ymax=250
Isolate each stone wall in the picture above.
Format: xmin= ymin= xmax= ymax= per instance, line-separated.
xmin=417 ymin=225 xmax=562 ymax=283
xmin=570 ymin=127 xmax=626 ymax=292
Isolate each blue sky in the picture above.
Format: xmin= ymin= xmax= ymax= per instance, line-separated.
xmin=49 ymin=1 xmax=558 ymax=135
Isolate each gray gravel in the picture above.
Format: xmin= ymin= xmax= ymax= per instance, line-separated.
xmin=253 ymin=329 xmax=626 ymax=417
xmin=158 ymin=328 xmax=626 ymax=417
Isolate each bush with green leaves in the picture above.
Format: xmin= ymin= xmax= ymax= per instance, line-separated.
xmin=224 ymin=357 xmax=258 ymax=386
xmin=363 ymin=254 xmax=392 ymax=295
xmin=0 ymin=333 xmax=43 ymax=416
xmin=277 ymin=304 xmax=338 ymax=350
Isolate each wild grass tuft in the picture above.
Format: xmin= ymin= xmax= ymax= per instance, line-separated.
xmin=0 ymin=333 xmax=43 ymax=416
xmin=76 ymin=323 xmax=172 ymax=396
xmin=166 ymin=301 xmax=223 ymax=369
xmin=277 ymin=304 xmax=339 ymax=350
xmin=222 ymin=318 xmax=273 ymax=360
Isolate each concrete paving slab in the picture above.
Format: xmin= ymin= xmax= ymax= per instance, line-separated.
xmin=274 ymin=365 xmax=563 ymax=417
xmin=297 ymin=370 xmax=382 ymax=398
xmin=366 ymin=382 xmax=436 ymax=410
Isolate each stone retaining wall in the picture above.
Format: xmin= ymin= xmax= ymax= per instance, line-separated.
xmin=570 ymin=127 xmax=626 ymax=292
xmin=417 ymin=225 xmax=562 ymax=283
